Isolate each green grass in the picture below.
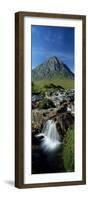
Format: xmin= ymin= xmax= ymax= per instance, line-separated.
xmin=33 ymin=78 xmax=74 ymax=93
xmin=63 ymin=127 xmax=74 ymax=172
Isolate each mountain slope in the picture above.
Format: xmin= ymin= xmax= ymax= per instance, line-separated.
xmin=32 ymin=56 xmax=74 ymax=81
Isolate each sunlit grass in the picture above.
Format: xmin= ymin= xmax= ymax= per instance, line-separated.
xmin=33 ymin=78 xmax=74 ymax=92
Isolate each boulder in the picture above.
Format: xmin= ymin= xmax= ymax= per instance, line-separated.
xmin=56 ymin=112 xmax=74 ymax=138
xmin=38 ymin=98 xmax=56 ymax=109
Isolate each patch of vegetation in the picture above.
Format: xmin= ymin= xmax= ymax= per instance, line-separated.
xmin=63 ymin=127 xmax=74 ymax=172
xmin=38 ymin=98 xmax=56 ymax=109
xmin=33 ymin=78 xmax=74 ymax=92
xmin=44 ymin=83 xmax=56 ymax=89
xmin=44 ymin=83 xmax=64 ymax=90
xmin=32 ymin=79 xmax=74 ymax=95
xmin=32 ymin=81 xmax=41 ymax=94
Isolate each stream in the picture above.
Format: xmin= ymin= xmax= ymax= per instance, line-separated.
xmin=32 ymin=119 xmax=65 ymax=174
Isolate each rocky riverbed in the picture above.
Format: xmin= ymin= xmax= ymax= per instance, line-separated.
xmin=32 ymin=88 xmax=74 ymax=136
xmin=32 ymin=88 xmax=74 ymax=174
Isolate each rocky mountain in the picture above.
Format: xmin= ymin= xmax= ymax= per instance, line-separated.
xmin=32 ymin=56 xmax=74 ymax=81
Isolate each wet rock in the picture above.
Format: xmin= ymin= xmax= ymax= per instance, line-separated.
xmin=38 ymin=98 xmax=56 ymax=109
xmin=57 ymin=103 xmax=68 ymax=113
xmin=32 ymin=94 xmax=44 ymax=102
xmin=56 ymin=112 xmax=74 ymax=138
xmin=32 ymin=121 xmax=42 ymax=135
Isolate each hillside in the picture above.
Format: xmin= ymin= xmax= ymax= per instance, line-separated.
xmin=32 ymin=56 xmax=74 ymax=81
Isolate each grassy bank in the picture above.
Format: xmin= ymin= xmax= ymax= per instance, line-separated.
xmin=32 ymin=78 xmax=74 ymax=94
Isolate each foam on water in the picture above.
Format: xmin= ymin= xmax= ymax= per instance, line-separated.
xmin=36 ymin=120 xmax=61 ymax=153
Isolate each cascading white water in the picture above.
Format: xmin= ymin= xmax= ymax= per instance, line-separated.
xmin=42 ymin=120 xmax=60 ymax=141
xmin=36 ymin=120 xmax=61 ymax=152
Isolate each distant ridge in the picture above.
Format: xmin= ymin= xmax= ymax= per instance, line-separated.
xmin=32 ymin=56 xmax=74 ymax=81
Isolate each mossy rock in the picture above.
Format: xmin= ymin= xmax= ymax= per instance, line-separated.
xmin=63 ymin=127 xmax=74 ymax=172
xmin=44 ymin=83 xmax=57 ymax=89
xmin=39 ymin=98 xmax=55 ymax=109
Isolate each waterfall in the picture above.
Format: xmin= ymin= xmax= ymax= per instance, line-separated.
xmin=42 ymin=120 xmax=60 ymax=141
xmin=36 ymin=120 xmax=61 ymax=152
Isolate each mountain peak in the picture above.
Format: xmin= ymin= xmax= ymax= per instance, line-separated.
xmin=47 ymin=56 xmax=62 ymax=64
xmin=48 ymin=56 xmax=58 ymax=61
xmin=32 ymin=56 xmax=74 ymax=81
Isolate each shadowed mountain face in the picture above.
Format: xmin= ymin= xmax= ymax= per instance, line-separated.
xmin=32 ymin=56 xmax=74 ymax=81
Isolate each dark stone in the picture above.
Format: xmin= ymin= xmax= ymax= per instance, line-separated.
xmin=56 ymin=112 xmax=74 ymax=138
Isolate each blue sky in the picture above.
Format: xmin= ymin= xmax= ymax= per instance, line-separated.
xmin=32 ymin=25 xmax=74 ymax=72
